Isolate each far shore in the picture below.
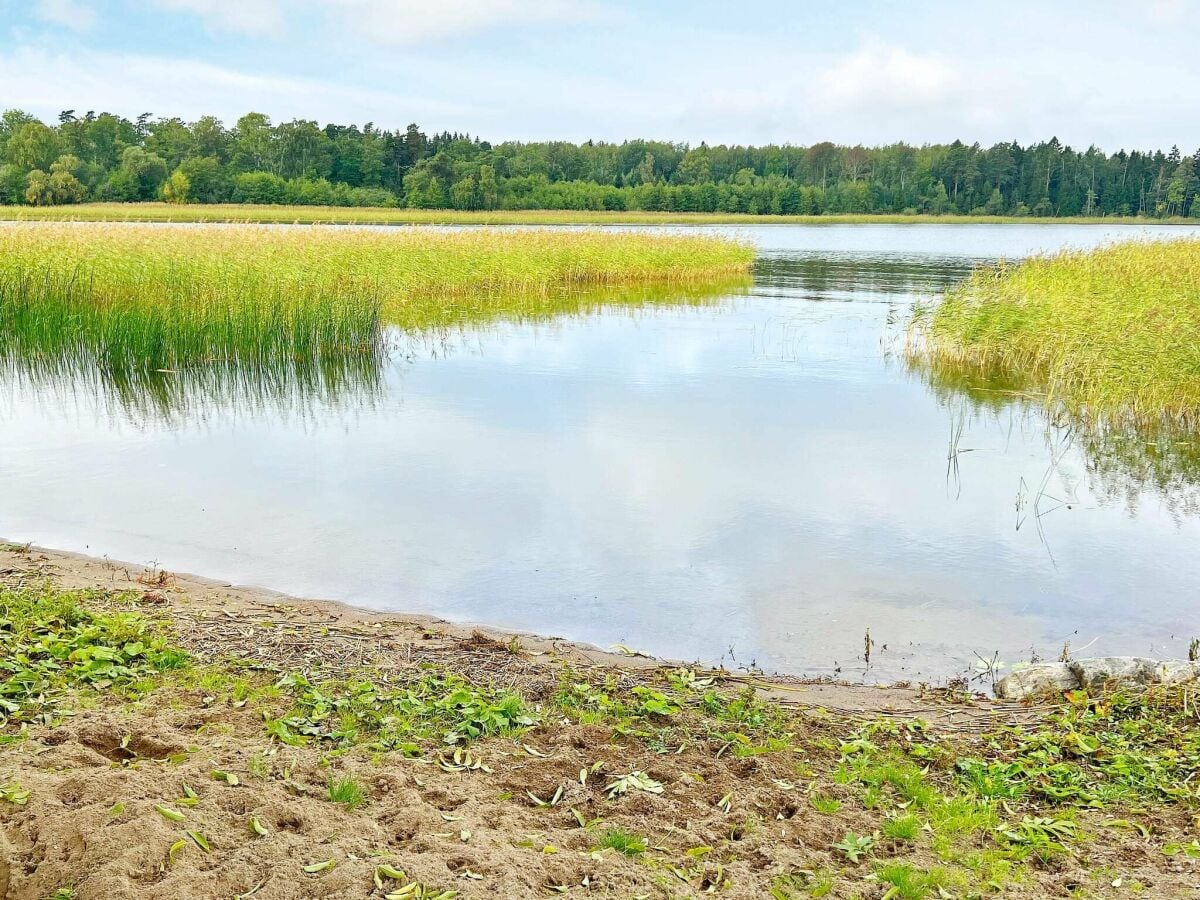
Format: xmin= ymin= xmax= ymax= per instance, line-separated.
xmin=4 ymin=201 xmax=1200 ymax=227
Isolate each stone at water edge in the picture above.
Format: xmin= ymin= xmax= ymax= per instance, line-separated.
xmin=1156 ymin=660 xmax=1200 ymax=684
xmin=995 ymin=657 xmax=1200 ymax=699
xmin=1069 ymin=657 xmax=1158 ymax=691
xmin=995 ymin=663 xmax=1079 ymax=700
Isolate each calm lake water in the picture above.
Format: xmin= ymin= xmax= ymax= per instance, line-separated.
xmin=4 ymin=223 xmax=1200 ymax=682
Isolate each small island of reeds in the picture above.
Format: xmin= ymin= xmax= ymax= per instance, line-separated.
xmin=909 ymin=238 xmax=1200 ymax=429
xmin=0 ymin=223 xmax=753 ymax=374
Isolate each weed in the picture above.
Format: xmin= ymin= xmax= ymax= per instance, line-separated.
xmin=809 ymin=794 xmax=842 ymax=814
xmin=881 ymin=814 xmax=921 ymax=843
xmin=327 ymin=774 xmax=367 ymax=811
xmin=595 ymin=827 xmax=647 ymax=856
xmin=0 ymin=583 xmax=188 ymax=728
xmin=832 ymin=831 xmax=876 ymax=863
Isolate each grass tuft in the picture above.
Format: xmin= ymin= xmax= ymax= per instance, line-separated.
xmin=327 ymin=775 xmax=367 ymax=811
xmin=595 ymin=827 xmax=647 ymax=856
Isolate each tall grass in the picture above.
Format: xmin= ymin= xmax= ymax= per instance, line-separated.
xmin=0 ymin=223 xmax=752 ymax=370
xmin=909 ymin=238 xmax=1200 ymax=428
xmin=3 ymin=202 xmax=1191 ymax=227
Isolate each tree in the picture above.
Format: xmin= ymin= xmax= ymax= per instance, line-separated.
xmin=0 ymin=164 xmax=24 ymax=203
xmin=232 ymin=112 xmax=274 ymax=172
xmin=177 ymin=156 xmax=229 ymax=203
xmin=675 ymin=148 xmax=712 ymax=185
xmin=47 ymin=155 xmax=87 ymax=203
xmin=24 ymin=170 xmax=51 ymax=205
xmin=1166 ymin=158 xmax=1195 ymax=217
xmin=115 ymin=146 xmax=168 ymax=200
xmin=7 ymin=122 xmax=60 ymax=172
xmin=162 ymin=170 xmax=191 ymax=203
xmin=478 ymin=164 xmax=498 ymax=210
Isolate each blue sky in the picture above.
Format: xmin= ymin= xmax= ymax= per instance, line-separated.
xmin=1 ymin=0 xmax=1197 ymax=149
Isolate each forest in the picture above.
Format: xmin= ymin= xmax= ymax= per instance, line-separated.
xmin=2 ymin=108 xmax=1199 ymax=217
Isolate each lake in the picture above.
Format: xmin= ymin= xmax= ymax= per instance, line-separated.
xmin=4 ymin=222 xmax=1200 ymax=683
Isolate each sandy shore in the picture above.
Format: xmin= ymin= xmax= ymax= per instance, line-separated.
xmin=3 ymin=540 xmax=1195 ymax=899
xmin=0 ymin=540 xmax=1029 ymax=725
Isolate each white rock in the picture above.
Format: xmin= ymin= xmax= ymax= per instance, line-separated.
xmin=1069 ymin=657 xmax=1157 ymax=691
xmin=1152 ymin=660 xmax=1199 ymax=685
xmin=996 ymin=663 xmax=1079 ymax=700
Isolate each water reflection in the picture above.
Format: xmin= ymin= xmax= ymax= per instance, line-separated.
xmin=912 ymin=357 xmax=1200 ymax=519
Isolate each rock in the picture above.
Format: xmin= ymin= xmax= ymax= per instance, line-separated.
xmin=996 ymin=663 xmax=1079 ymax=700
xmin=1069 ymin=657 xmax=1157 ymax=691
xmin=1152 ymin=660 xmax=1199 ymax=685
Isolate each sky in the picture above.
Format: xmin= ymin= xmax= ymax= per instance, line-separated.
xmin=1 ymin=0 xmax=1197 ymax=150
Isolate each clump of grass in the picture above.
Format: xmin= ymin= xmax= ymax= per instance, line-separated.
xmin=595 ymin=827 xmax=647 ymax=856
xmin=881 ymin=813 xmax=921 ymax=843
xmin=327 ymin=775 xmax=367 ymax=810
xmin=909 ymin=238 xmax=1200 ymax=428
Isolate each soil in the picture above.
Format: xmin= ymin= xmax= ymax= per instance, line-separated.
xmin=2 ymin=542 xmax=1198 ymax=899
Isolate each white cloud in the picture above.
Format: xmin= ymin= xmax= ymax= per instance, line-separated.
xmin=816 ymin=43 xmax=957 ymax=112
xmin=145 ymin=0 xmax=604 ymax=43
xmin=326 ymin=0 xmax=605 ymax=44
xmin=0 ymin=45 xmax=473 ymax=126
xmin=34 ymin=0 xmax=97 ymax=31
xmin=151 ymin=0 xmax=286 ymax=36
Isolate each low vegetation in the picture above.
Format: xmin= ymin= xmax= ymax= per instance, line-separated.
xmin=910 ymin=237 xmax=1200 ymax=428
xmin=3 ymin=560 xmax=1200 ymax=898
xmin=2 ymin=202 xmax=1189 ymax=226
xmin=0 ymin=223 xmax=752 ymax=374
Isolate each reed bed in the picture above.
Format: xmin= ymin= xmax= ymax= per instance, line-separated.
xmin=0 ymin=223 xmax=752 ymax=371
xmin=909 ymin=238 xmax=1200 ymax=428
xmin=2 ymin=202 xmax=1185 ymax=226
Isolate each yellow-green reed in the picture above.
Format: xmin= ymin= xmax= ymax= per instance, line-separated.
xmin=0 ymin=223 xmax=753 ymax=370
xmin=908 ymin=238 xmax=1200 ymax=429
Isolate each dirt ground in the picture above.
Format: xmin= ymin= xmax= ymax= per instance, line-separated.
xmin=2 ymin=543 xmax=1198 ymax=899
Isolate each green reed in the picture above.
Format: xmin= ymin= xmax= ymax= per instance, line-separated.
xmin=0 ymin=223 xmax=751 ymax=371
xmin=909 ymin=238 xmax=1200 ymax=429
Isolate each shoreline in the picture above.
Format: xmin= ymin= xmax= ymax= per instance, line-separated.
xmin=4 ymin=202 xmax=1200 ymax=227
xmin=0 ymin=539 xmax=1019 ymax=723
xmin=4 ymin=539 xmax=1200 ymax=897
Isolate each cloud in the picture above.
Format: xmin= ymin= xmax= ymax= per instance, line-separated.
xmin=326 ymin=0 xmax=606 ymax=44
xmin=34 ymin=0 xmax=97 ymax=30
xmin=150 ymin=0 xmax=286 ymax=36
xmin=145 ymin=0 xmax=604 ymax=43
xmin=0 ymin=44 xmax=473 ymax=126
xmin=816 ymin=43 xmax=958 ymax=112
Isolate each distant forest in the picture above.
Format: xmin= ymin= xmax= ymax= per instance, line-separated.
xmin=2 ymin=109 xmax=1199 ymax=217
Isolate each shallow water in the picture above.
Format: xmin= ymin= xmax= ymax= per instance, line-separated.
xmin=4 ymin=222 xmax=1200 ymax=682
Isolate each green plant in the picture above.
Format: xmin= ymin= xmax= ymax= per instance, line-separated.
xmin=881 ymin=814 xmax=921 ymax=843
xmin=0 ymin=583 xmax=189 ymax=728
xmin=596 ymin=827 xmax=647 ymax=856
xmin=832 ymin=831 xmax=876 ymax=863
xmin=327 ymin=775 xmax=366 ymax=811
xmin=809 ymin=794 xmax=842 ymax=814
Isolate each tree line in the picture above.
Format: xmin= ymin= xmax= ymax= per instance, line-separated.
xmin=2 ymin=108 xmax=1199 ymax=217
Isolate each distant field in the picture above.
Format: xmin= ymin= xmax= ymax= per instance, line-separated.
xmin=1 ymin=202 xmax=1195 ymax=226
